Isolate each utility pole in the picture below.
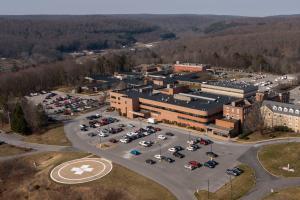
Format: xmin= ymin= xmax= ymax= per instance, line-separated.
xmin=230 ymin=174 xmax=233 ymax=200
xmin=210 ymin=143 xmax=213 ymax=152
xmin=207 ymin=179 xmax=210 ymax=199
xmin=99 ymin=135 xmax=102 ymax=148
xmin=7 ymin=111 xmax=11 ymax=127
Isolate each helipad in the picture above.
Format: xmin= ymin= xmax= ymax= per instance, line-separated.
xmin=50 ymin=157 xmax=112 ymax=184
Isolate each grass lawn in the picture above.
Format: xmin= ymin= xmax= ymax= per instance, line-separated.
xmin=238 ymin=131 xmax=300 ymax=142
xmin=258 ymin=142 xmax=300 ymax=177
xmin=195 ymin=164 xmax=255 ymax=200
xmin=0 ymin=152 xmax=176 ymax=200
xmin=23 ymin=124 xmax=71 ymax=146
xmin=0 ymin=144 xmax=31 ymax=157
xmin=263 ymin=186 xmax=300 ymax=200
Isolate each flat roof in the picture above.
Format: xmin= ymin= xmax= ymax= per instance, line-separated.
xmin=120 ymin=89 xmax=235 ymax=111
xmin=202 ymin=81 xmax=258 ymax=93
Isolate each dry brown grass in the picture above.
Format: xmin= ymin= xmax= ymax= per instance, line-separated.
xmin=263 ymin=186 xmax=300 ymax=200
xmin=195 ymin=164 xmax=255 ymax=200
xmin=238 ymin=131 xmax=300 ymax=142
xmin=23 ymin=124 xmax=71 ymax=146
xmin=0 ymin=144 xmax=31 ymax=157
xmin=0 ymin=152 xmax=176 ymax=200
xmin=258 ymin=142 xmax=300 ymax=177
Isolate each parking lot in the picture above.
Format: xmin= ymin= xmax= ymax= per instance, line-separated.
xmin=72 ymin=109 xmax=250 ymax=193
xmin=26 ymin=91 xmax=100 ymax=120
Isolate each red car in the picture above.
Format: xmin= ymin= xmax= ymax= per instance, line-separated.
xmin=199 ymin=138 xmax=209 ymax=145
xmin=189 ymin=161 xmax=201 ymax=168
xmin=154 ymin=127 xmax=162 ymax=131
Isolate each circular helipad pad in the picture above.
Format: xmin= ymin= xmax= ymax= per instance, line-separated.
xmin=50 ymin=158 xmax=112 ymax=184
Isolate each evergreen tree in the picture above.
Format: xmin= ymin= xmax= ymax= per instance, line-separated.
xmin=11 ymin=103 xmax=28 ymax=134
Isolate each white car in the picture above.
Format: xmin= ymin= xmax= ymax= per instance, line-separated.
xmin=187 ymin=140 xmax=197 ymax=145
xmin=168 ymin=147 xmax=176 ymax=152
xmin=120 ymin=138 xmax=130 ymax=143
xmin=98 ymin=133 xmax=108 ymax=137
xmin=154 ymin=154 xmax=164 ymax=160
xmin=139 ymin=141 xmax=151 ymax=147
xmin=127 ymin=124 xmax=135 ymax=128
xmin=94 ymin=123 xmax=100 ymax=127
xmin=184 ymin=164 xmax=194 ymax=170
xmin=126 ymin=132 xmax=137 ymax=137
xmin=186 ymin=146 xmax=196 ymax=151
xmin=157 ymin=135 xmax=167 ymax=140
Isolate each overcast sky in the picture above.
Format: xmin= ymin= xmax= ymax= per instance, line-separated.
xmin=1 ymin=0 xmax=300 ymax=17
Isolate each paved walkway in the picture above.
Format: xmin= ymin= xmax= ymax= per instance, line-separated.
xmin=239 ymin=146 xmax=300 ymax=200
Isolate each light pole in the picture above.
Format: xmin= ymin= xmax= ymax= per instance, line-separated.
xmin=99 ymin=135 xmax=102 ymax=148
xmin=207 ymin=179 xmax=210 ymax=199
xmin=188 ymin=131 xmax=191 ymax=141
xmin=210 ymin=143 xmax=213 ymax=153
xmin=229 ymin=174 xmax=233 ymax=200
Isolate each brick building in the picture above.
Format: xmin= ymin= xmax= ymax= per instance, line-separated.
xmin=261 ymin=100 xmax=300 ymax=133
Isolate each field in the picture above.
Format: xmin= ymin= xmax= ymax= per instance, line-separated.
xmin=0 ymin=144 xmax=31 ymax=157
xmin=263 ymin=186 xmax=300 ymax=200
xmin=238 ymin=131 xmax=300 ymax=142
xmin=258 ymin=142 xmax=300 ymax=177
xmin=0 ymin=152 xmax=176 ymax=200
xmin=23 ymin=124 xmax=71 ymax=146
xmin=195 ymin=164 xmax=255 ymax=200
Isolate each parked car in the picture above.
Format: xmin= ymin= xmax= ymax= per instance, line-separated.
xmin=98 ymin=133 xmax=109 ymax=137
xmin=189 ymin=161 xmax=201 ymax=168
xmin=184 ymin=164 xmax=196 ymax=170
xmin=130 ymin=150 xmax=141 ymax=155
xmin=226 ymin=169 xmax=239 ymax=176
xmin=118 ymin=124 xmax=125 ymax=127
xmin=204 ymin=161 xmax=215 ymax=168
xmin=109 ymin=138 xmax=118 ymax=143
xmin=120 ymin=138 xmax=131 ymax=143
xmin=127 ymin=124 xmax=135 ymax=128
xmin=139 ymin=141 xmax=152 ymax=147
xmin=174 ymin=146 xmax=184 ymax=151
xmin=163 ymin=157 xmax=175 ymax=163
xmin=154 ymin=154 xmax=164 ymax=160
xmin=87 ymin=132 xmax=97 ymax=137
xmin=145 ymin=159 xmax=156 ymax=165
xmin=186 ymin=146 xmax=197 ymax=151
xmin=157 ymin=135 xmax=167 ymax=140
xmin=173 ymin=152 xmax=185 ymax=158
xmin=168 ymin=147 xmax=177 ymax=152
xmin=165 ymin=132 xmax=174 ymax=136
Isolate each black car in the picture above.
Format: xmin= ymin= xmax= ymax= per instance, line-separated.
xmin=165 ymin=132 xmax=174 ymax=136
xmin=0 ymin=140 xmax=5 ymax=145
xmin=206 ymin=151 xmax=218 ymax=158
xmin=80 ymin=127 xmax=88 ymax=132
xmin=226 ymin=169 xmax=239 ymax=176
xmin=204 ymin=161 xmax=215 ymax=168
xmin=208 ymin=160 xmax=218 ymax=166
xmin=191 ymin=144 xmax=200 ymax=149
xmin=163 ymin=157 xmax=175 ymax=163
xmin=233 ymin=167 xmax=244 ymax=174
xmin=174 ymin=146 xmax=184 ymax=151
xmin=173 ymin=152 xmax=185 ymax=158
xmin=145 ymin=159 xmax=156 ymax=165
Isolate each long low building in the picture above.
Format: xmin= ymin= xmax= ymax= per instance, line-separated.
xmin=201 ymin=81 xmax=258 ymax=98
xmin=110 ymin=86 xmax=236 ymax=131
